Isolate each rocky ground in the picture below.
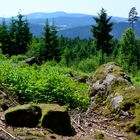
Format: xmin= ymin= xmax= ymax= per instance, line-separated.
xmin=0 ymin=106 xmax=136 ymax=140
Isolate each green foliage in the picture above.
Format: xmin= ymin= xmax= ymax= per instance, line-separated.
xmin=73 ymin=56 xmax=100 ymax=73
xmin=91 ymin=8 xmax=113 ymax=64
xmin=60 ymin=37 xmax=96 ymax=68
xmin=0 ymin=57 xmax=89 ymax=109
xmin=43 ymin=20 xmax=61 ymax=62
xmin=10 ymin=55 xmax=28 ymax=63
xmin=0 ymin=13 xmax=32 ymax=56
xmin=0 ymin=19 xmax=11 ymax=55
xmin=131 ymin=71 xmax=140 ymax=85
xmin=9 ymin=13 xmax=32 ymax=55
xmin=118 ymin=28 xmax=140 ymax=72
xmin=27 ymin=38 xmax=45 ymax=62
xmin=0 ymin=50 xmax=7 ymax=60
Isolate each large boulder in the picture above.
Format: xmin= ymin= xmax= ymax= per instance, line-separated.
xmin=5 ymin=104 xmax=42 ymax=127
xmin=23 ymin=57 xmax=40 ymax=65
xmin=39 ymin=104 xmax=75 ymax=136
xmin=5 ymin=104 xmax=74 ymax=136
xmin=88 ymin=62 xmax=132 ymax=109
xmin=88 ymin=62 xmax=140 ymax=135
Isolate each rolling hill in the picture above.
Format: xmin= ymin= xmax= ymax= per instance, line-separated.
xmin=1 ymin=11 xmax=139 ymax=39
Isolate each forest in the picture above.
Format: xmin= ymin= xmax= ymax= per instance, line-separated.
xmin=1 ymin=7 xmax=140 ymax=140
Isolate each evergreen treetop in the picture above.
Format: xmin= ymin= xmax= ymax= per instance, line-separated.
xmin=91 ymin=8 xmax=113 ymax=64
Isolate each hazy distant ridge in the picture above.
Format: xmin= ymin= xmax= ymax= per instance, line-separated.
xmin=0 ymin=11 xmax=138 ymax=39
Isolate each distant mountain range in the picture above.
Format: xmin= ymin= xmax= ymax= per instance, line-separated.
xmin=1 ymin=11 xmax=139 ymax=39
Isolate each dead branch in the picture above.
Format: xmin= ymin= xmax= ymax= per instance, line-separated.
xmin=0 ymin=127 xmax=17 ymax=140
xmin=71 ymin=117 xmax=86 ymax=132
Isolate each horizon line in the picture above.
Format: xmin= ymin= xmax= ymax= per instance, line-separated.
xmin=1 ymin=11 xmax=128 ymax=19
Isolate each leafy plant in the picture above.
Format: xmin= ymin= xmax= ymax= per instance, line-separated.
xmin=0 ymin=57 xmax=89 ymax=109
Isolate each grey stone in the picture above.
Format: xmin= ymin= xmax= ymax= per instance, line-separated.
xmin=111 ymin=95 xmax=123 ymax=108
xmin=104 ymin=64 xmax=114 ymax=74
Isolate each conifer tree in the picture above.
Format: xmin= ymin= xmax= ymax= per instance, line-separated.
xmin=9 ymin=12 xmax=32 ymax=55
xmin=128 ymin=7 xmax=138 ymax=31
xmin=0 ymin=19 xmax=11 ymax=54
xmin=44 ymin=19 xmax=60 ymax=61
xmin=91 ymin=8 xmax=113 ymax=64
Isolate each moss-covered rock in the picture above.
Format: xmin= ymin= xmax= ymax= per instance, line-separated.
xmin=5 ymin=104 xmax=42 ymax=127
xmin=4 ymin=104 xmax=75 ymax=136
xmin=39 ymin=104 xmax=75 ymax=136
xmin=88 ymin=62 xmax=132 ymax=107
xmin=88 ymin=62 xmax=140 ymax=135
xmin=117 ymin=88 xmax=140 ymax=134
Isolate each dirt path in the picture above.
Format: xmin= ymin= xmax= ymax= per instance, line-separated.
xmin=69 ymin=110 xmax=130 ymax=140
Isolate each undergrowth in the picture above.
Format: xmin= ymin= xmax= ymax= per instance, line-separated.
xmin=0 ymin=55 xmax=89 ymax=109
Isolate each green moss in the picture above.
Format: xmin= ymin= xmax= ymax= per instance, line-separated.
xmin=112 ymin=81 xmax=130 ymax=96
xmin=113 ymin=87 xmax=140 ymax=135
xmin=0 ymin=99 xmax=11 ymax=107
xmin=92 ymin=62 xmax=123 ymax=83
xmin=37 ymin=104 xmax=74 ymax=136
xmin=92 ymin=65 xmax=107 ymax=83
xmin=25 ymin=136 xmax=44 ymax=140
xmin=126 ymin=109 xmax=140 ymax=134
xmin=94 ymin=131 xmax=104 ymax=140
xmin=37 ymin=103 xmax=67 ymax=126
xmin=5 ymin=104 xmax=42 ymax=127
xmin=119 ymin=88 xmax=140 ymax=113
xmin=5 ymin=103 xmax=74 ymax=135
xmin=95 ymin=94 xmax=108 ymax=105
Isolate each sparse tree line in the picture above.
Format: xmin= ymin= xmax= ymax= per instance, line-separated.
xmin=0 ymin=8 xmax=139 ymax=73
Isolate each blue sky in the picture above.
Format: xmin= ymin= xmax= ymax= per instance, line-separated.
xmin=0 ymin=0 xmax=140 ymax=17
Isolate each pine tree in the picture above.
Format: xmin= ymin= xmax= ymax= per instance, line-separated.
xmin=44 ymin=19 xmax=60 ymax=61
xmin=9 ymin=13 xmax=32 ymax=55
xmin=91 ymin=8 xmax=113 ymax=64
xmin=0 ymin=19 xmax=11 ymax=54
xmin=128 ymin=7 xmax=138 ymax=31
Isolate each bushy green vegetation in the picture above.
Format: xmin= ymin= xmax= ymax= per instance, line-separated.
xmin=0 ymin=55 xmax=89 ymax=109
xmin=132 ymin=73 xmax=140 ymax=85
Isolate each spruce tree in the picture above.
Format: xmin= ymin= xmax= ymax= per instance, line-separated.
xmin=91 ymin=8 xmax=113 ymax=64
xmin=0 ymin=19 xmax=11 ymax=54
xmin=44 ymin=20 xmax=60 ymax=61
xmin=9 ymin=13 xmax=32 ymax=55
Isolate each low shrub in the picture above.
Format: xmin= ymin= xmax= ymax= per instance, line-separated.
xmin=0 ymin=58 xmax=89 ymax=109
